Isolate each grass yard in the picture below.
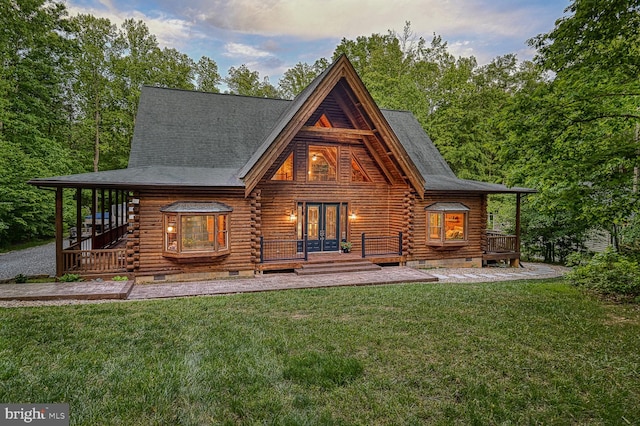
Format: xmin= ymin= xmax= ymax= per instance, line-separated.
xmin=1 ymin=278 xmax=639 ymax=425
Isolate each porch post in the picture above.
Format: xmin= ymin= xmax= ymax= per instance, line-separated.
xmin=75 ymin=188 xmax=82 ymax=247
xmin=259 ymin=236 xmax=264 ymax=263
xmin=55 ymin=187 xmax=64 ymax=277
xmin=513 ymin=193 xmax=522 ymax=267
xmin=91 ymin=188 xmax=97 ymax=243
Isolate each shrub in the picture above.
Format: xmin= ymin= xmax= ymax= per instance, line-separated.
xmin=567 ymin=248 xmax=640 ymax=301
xmin=14 ymin=274 xmax=28 ymax=284
xmin=112 ymin=276 xmax=129 ymax=281
xmin=58 ymin=273 xmax=82 ymax=283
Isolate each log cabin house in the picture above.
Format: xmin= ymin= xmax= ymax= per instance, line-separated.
xmin=30 ymin=55 xmax=534 ymax=282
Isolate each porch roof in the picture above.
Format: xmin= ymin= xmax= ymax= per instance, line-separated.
xmin=29 ymin=166 xmax=244 ymax=189
xmin=423 ymin=175 xmax=536 ymax=194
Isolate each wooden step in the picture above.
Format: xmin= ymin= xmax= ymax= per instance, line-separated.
xmin=294 ymin=260 xmax=381 ymax=275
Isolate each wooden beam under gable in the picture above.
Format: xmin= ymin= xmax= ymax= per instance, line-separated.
xmin=327 ymin=81 xmax=403 ymax=184
xmin=298 ymin=126 xmax=375 ymax=138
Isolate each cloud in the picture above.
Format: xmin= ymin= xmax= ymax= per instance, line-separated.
xmin=223 ymin=42 xmax=273 ymax=58
xmin=62 ymin=0 xmax=206 ymax=51
xmin=195 ymin=0 xmax=542 ymax=41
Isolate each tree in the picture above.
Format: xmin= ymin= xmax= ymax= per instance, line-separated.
xmin=195 ymin=56 xmax=221 ymax=93
xmin=69 ymin=14 xmax=121 ymax=172
xmin=0 ymin=0 xmax=76 ymax=245
xmin=506 ymin=0 xmax=640 ymax=255
xmin=278 ymin=59 xmax=329 ymax=100
xmin=225 ymin=65 xmax=279 ymax=98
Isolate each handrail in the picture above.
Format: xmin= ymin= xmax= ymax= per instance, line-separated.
xmin=487 ymin=234 xmax=517 ymax=253
xmin=260 ymin=237 xmax=307 ymax=262
xmin=362 ymin=232 xmax=402 ymax=258
xmin=63 ymin=248 xmax=127 ymax=273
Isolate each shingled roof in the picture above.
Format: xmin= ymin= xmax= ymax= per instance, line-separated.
xmin=30 ymin=59 xmax=534 ymax=194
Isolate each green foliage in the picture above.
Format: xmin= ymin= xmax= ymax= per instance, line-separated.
xmin=0 ymin=0 xmax=78 ymax=245
xmin=568 ymin=248 xmax=640 ymax=300
xmin=340 ymin=241 xmax=353 ymax=252
xmin=14 ymin=274 xmax=28 ymax=284
xmin=225 ymin=65 xmax=279 ymax=98
xmin=57 ymin=273 xmax=82 ymax=282
xmin=111 ymin=275 xmax=129 ymax=281
xmin=278 ymin=59 xmax=328 ymax=99
xmin=503 ymin=0 xmax=640 ymax=260
xmin=195 ymin=56 xmax=221 ymax=93
xmin=620 ymin=214 xmax=640 ymax=261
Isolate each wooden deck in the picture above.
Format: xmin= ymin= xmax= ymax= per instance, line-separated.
xmin=483 ymin=234 xmax=520 ymax=266
xmin=258 ymin=251 xmax=404 ymax=272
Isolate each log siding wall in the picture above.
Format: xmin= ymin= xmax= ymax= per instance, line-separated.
xmin=129 ymin=143 xmax=490 ymax=279
xmin=130 ymin=189 xmax=488 ymax=279
xmin=408 ymin=193 xmax=487 ymax=268
xmin=133 ymin=190 xmax=255 ymax=281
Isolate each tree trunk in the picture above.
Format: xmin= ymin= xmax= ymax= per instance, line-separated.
xmin=634 ymin=122 xmax=639 ymax=194
xmin=94 ymin=106 xmax=100 ymax=172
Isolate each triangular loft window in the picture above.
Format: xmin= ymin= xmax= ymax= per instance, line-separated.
xmin=314 ymin=113 xmax=332 ymax=128
xmin=351 ymin=156 xmax=371 ymax=182
xmin=271 ymin=152 xmax=294 ymax=181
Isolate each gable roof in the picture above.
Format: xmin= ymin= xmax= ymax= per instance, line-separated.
xmin=30 ymin=56 xmax=534 ymax=194
xmin=382 ymin=109 xmax=534 ymax=193
xmin=238 ymin=54 xmax=427 ymax=197
xmin=128 ymin=87 xmax=291 ymax=170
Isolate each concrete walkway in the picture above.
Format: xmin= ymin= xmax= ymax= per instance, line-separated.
xmin=0 ymin=263 xmax=567 ymax=307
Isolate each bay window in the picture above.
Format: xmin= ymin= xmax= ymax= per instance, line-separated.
xmin=161 ymin=202 xmax=232 ymax=258
xmin=426 ymin=203 xmax=469 ymax=246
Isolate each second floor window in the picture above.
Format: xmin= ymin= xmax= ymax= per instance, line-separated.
xmin=308 ymin=145 xmax=337 ymax=182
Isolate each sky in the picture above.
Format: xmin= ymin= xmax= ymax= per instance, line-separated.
xmin=62 ymin=0 xmax=570 ymax=85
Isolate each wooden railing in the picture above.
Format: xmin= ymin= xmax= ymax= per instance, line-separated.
xmin=361 ymin=232 xmax=402 ymax=258
xmin=260 ymin=237 xmax=307 ymax=262
xmin=487 ymin=234 xmax=518 ymax=253
xmin=68 ymin=224 xmax=128 ymax=251
xmin=63 ymin=249 xmax=127 ymax=274
xmin=93 ymin=224 xmax=128 ymax=249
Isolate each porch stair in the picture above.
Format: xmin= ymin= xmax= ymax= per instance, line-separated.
xmin=294 ymin=258 xmax=382 ymax=275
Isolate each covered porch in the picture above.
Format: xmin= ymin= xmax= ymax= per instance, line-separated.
xmin=482 ymin=193 xmax=524 ymax=267
xmin=52 ymin=186 xmax=131 ymax=277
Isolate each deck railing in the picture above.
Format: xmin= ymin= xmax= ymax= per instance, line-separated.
xmin=63 ymin=249 xmax=127 ymax=274
xmin=93 ymin=224 xmax=128 ymax=249
xmin=260 ymin=237 xmax=308 ymax=262
xmin=361 ymin=232 xmax=403 ymax=258
xmin=487 ymin=234 xmax=518 ymax=253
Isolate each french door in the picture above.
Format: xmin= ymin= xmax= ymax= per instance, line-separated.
xmin=306 ymin=203 xmax=340 ymax=252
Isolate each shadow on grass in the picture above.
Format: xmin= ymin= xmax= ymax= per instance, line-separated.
xmin=283 ymin=351 xmax=364 ymax=388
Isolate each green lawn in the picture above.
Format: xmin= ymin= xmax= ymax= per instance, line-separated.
xmin=1 ymin=278 xmax=639 ymax=425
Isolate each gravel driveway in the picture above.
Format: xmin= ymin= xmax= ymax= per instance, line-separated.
xmin=0 ymin=242 xmax=57 ymax=280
